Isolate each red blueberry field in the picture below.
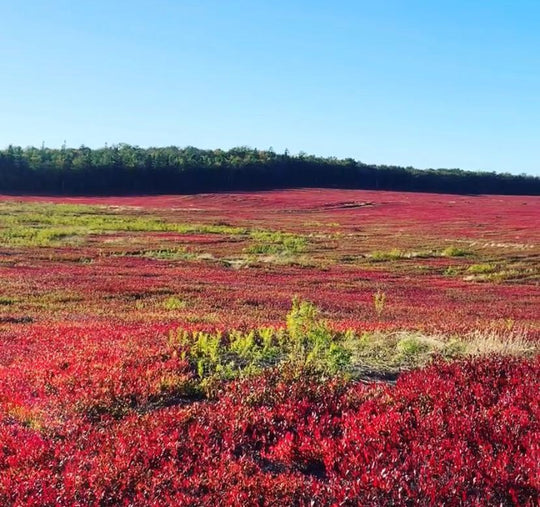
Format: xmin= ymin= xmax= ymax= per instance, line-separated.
xmin=0 ymin=189 xmax=539 ymax=505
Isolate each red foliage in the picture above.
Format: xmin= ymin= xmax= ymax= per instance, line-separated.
xmin=1 ymin=189 xmax=538 ymax=335
xmin=1 ymin=189 xmax=538 ymax=503
xmin=0 ymin=358 xmax=538 ymax=505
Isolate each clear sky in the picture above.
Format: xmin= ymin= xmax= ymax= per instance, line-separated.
xmin=1 ymin=1 xmax=539 ymax=175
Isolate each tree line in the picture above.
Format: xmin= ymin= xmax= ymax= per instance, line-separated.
xmin=0 ymin=144 xmax=538 ymax=195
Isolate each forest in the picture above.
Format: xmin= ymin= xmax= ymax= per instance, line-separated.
xmin=0 ymin=144 xmax=538 ymax=195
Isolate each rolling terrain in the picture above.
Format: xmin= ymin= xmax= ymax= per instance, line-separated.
xmin=0 ymin=189 xmax=538 ymax=505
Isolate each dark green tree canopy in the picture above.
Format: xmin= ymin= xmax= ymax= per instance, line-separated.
xmin=0 ymin=144 xmax=537 ymax=195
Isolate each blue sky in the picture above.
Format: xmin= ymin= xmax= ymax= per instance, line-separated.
xmin=1 ymin=1 xmax=539 ymax=175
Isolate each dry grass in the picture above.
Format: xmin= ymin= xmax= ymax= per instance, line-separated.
xmin=347 ymin=328 xmax=538 ymax=380
xmin=462 ymin=329 xmax=537 ymax=357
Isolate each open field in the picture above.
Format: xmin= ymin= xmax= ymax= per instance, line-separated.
xmin=0 ymin=189 xmax=539 ymax=505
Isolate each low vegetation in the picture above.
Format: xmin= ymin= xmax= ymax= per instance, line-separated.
xmin=247 ymin=231 xmax=308 ymax=255
xmin=0 ymin=202 xmax=247 ymax=247
xmin=153 ymin=300 xmax=539 ymax=402
xmin=0 ymin=190 xmax=537 ymax=505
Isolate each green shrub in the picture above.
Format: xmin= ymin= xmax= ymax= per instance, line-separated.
xmin=286 ymin=298 xmax=351 ymax=374
xmin=247 ymin=231 xmax=307 ymax=255
xmin=370 ymin=249 xmax=403 ymax=262
xmin=442 ymin=246 xmax=471 ymax=257
xmin=163 ymin=296 xmax=186 ymax=311
xmin=467 ymin=263 xmax=497 ymax=274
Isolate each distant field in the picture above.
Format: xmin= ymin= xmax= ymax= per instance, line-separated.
xmin=0 ymin=189 xmax=538 ymax=504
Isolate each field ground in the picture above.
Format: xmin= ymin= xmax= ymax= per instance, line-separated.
xmin=0 ymin=189 xmax=538 ymax=505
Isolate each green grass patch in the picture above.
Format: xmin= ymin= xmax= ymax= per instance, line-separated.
xmin=163 ymin=296 xmax=187 ymax=311
xmin=467 ymin=263 xmax=498 ymax=274
xmin=442 ymin=246 xmax=472 ymax=257
xmin=369 ymin=249 xmax=403 ymax=262
xmin=246 ymin=230 xmax=308 ymax=255
xmin=0 ymin=202 xmax=247 ymax=247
